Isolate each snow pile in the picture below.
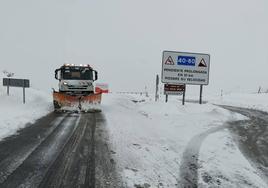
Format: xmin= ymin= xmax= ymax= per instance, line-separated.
xmin=209 ymin=93 xmax=268 ymax=112
xmin=0 ymin=76 xmax=52 ymax=141
xmin=101 ymin=94 xmax=266 ymax=187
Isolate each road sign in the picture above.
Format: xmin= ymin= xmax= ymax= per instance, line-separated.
xmin=164 ymin=84 xmax=185 ymax=95
xmin=165 ymin=56 xmax=175 ymax=65
xmin=3 ymin=78 xmax=30 ymax=88
xmin=162 ymin=51 xmax=210 ymax=85
xmin=3 ymin=78 xmax=30 ymax=104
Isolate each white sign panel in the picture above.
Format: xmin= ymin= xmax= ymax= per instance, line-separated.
xmin=162 ymin=51 xmax=210 ymax=85
xmin=164 ymin=90 xmax=183 ymax=96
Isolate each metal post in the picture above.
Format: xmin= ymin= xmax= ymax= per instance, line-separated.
xmin=155 ymin=75 xmax=159 ymax=102
xmin=199 ymin=85 xmax=203 ymax=104
xmin=165 ymin=94 xmax=168 ymax=103
xmin=182 ymin=84 xmax=186 ymax=105
xmin=7 ymin=78 xmax=10 ymax=96
xmin=23 ymin=79 xmax=25 ymax=104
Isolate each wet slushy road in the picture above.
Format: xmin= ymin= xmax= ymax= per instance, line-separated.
xmin=0 ymin=112 xmax=122 ymax=188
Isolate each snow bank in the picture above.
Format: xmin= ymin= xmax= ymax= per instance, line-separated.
xmin=101 ymin=94 xmax=265 ymax=187
xmin=0 ymin=76 xmax=52 ymax=141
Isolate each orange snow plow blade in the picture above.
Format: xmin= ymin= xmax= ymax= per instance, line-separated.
xmin=53 ymin=91 xmax=102 ymax=112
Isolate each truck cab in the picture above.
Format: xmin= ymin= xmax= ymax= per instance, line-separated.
xmin=55 ymin=64 xmax=98 ymax=95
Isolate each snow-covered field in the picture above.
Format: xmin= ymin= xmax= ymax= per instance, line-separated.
xmin=102 ymin=94 xmax=267 ymax=188
xmin=0 ymin=76 xmax=52 ymax=141
xmin=209 ymin=93 xmax=268 ymax=112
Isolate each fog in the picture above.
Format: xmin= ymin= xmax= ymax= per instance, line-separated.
xmin=0 ymin=0 xmax=267 ymax=96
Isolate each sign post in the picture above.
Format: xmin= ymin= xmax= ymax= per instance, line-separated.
xmin=182 ymin=84 xmax=186 ymax=105
xmin=23 ymin=79 xmax=26 ymax=104
xmin=161 ymin=51 xmax=210 ymax=105
xmin=165 ymin=94 xmax=168 ymax=103
xmin=155 ymin=75 xmax=159 ymax=102
xmin=199 ymin=85 xmax=203 ymax=104
xmin=3 ymin=78 xmax=30 ymax=104
xmin=7 ymin=79 xmax=10 ymax=96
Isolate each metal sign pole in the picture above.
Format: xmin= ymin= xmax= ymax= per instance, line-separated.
xmin=7 ymin=78 xmax=10 ymax=96
xmin=23 ymin=79 xmax=26 ymax=104
xmin=182 ymin=84 xmax=186 ymax=105
xmin=155 ymin=75 xmax=159 ymax=102
xmin=165 ymin=94 xmax=168 ymax=103
xmin=199 ymin=85 xmax=203 ymax=104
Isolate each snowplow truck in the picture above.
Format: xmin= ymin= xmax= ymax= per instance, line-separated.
xmin=53 ymin=64 xmax=102 ymax=112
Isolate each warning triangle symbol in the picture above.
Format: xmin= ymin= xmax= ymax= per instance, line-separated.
xmin=165 ymin=56 xmax=174 ymax=65
xmin=198 ymin=58 xmax=207 ymax=67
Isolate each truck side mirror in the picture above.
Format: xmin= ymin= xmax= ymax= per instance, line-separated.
xmin=55 ymin=69 xmax=60 ymax=80
xmin=94 ymin=70 xmax=98 ymax=81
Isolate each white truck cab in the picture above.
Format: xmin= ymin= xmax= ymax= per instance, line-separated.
xmin=55 ymin=64 xmax=98 ymax=95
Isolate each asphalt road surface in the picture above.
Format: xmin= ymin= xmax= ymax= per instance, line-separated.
xmin=0 ymin=112 xmax=122 ymax=188
xmin=179 ymin=105 xmax=268 ymax=187
xmin=222 ymin=105 xmax=268 ymax=185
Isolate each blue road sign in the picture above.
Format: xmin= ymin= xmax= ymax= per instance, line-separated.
xmin=177 ymin=56 xmax=196 ymax=66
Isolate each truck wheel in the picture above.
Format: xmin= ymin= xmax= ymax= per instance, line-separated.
xmin=53 ymin=100 xmax=61 ymax=110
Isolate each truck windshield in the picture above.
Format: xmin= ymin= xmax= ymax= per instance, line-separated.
xmin=62 ymin=67 xmax=93 ymax=80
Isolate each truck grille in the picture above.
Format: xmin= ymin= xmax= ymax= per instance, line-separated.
xmin=67 ymin=85 xmax=88 ymax=90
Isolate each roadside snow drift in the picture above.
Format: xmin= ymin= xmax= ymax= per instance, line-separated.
xmin=101 ymin=94 xmax=267 ymax=188
xmin=0 ymin=77 xmax=52 ymax=141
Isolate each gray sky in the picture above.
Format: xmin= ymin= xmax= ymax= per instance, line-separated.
xmin=0 ymin=0 xmax=268 ymax=95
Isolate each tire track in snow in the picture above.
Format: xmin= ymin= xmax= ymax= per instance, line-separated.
xmin=178 ymin=125 xmax=228 ymax=188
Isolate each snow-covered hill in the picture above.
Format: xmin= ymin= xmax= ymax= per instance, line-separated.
xmin=0 ymin=75 xmax=52 ymax=140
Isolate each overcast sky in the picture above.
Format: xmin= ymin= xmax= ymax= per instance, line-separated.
xmin=0 ymin=0 xmax=267 ymax=96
